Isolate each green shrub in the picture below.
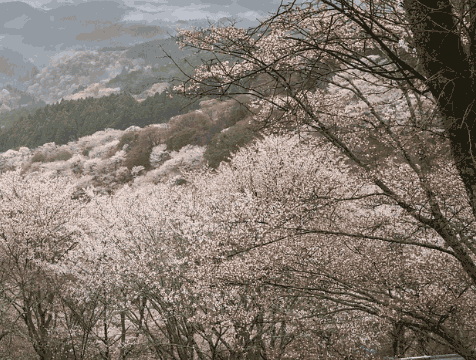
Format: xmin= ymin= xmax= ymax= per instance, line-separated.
xmin=217 ymin=96 xmax=251 ymax=125
xmin=166 ymin=128 xmax=197 ymax=152
xmin=117 ymin=131 xmax=139 ymax=151
xmin=139 ymin=126 xmax=165 ymax=147
xmin=30 ymin=152 xmax=48 ymax=163
xmin=121 ymin=127 xmax=165 ymax=170
xmin=30 ymin=150 xmax=72 ymax=163
xmin=124 ymin=145 xmax=152 ymax=170
xmin=174 ymin=178 xmax=187 ymax=186
xmin=165 ymin=112 xmax=212 ymax=151
xmin=71 ymin=161 xmax=83 ymax=175
xmin=50 ymin=150 xmax=73 ymax=162
xmin=82 ymin=146 xmax=92 ymax=157
xmin=71 ymin=85 xmax=87 ymax=95
xmin=204 ymin=118 xmax=260 ymax=169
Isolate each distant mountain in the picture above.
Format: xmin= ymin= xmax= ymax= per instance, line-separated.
xmin=18 ymin=36 xmax=217 ymax=105
xmin=0 ymin=1 xmax=136 ymax=50
xmin=124 ymin=38 xmax=196 ymax=65
xmin=23 ymin=48 xmax=144 ymax=105
xmin=0 ymin=48 xmax=38 ymax=82
xmin=0 ymin=30 xmax=259 ymax=170
xmin=0 ymin=1 xmax=43 ymax=31
xmin=76 ymin=23 xmax=165 ymax=43
xmin=99 ymin=46 xmax=129 ymax=52
xmin=0 ymin=0 xmax=169 ymax=71
xmin=0 ymin=97 xmax=46 ymax=131
xmin=0 ymin=84 xmax=44 ymax=113
xmin=0 ymin=72 xmax=29 ymax=91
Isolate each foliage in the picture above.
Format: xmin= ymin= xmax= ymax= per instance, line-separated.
xmin=174 ymin=1 xmax=476 ymax=359
xmin=117 ymin=131 xmax=139 ymax=152
xmin=71 ymin=85 xmax=87 ymax=95
xmin=165 ymin=111 xmax=213 ymax=151
xmin=4 ymin=1 xmax=476 ymax=359
xmin=30 ymin=149 xmax=73 ymax=163
xmin=0 ymin=90 xmax=198 ymax=153
xmin=0 ymin=170 xmax=94 ymax=359
xmin=118 ymin=126 xmax=164 ymax=170
xmin=0 ymin=100 xmax=47 ymax=132
xmin=81 ymin=146 xmax=92 ymax=157
xmin=106 ymin=68 xmax=163 ymax=95
xmin=204 ymin=118 xmax=260 ymax=168
xmin=165 ymin=95 xmax=252 ymax=154
xmin=30 ymin=152 xmax=48 ymax=163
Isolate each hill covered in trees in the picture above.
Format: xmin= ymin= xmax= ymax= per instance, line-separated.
xmin=0 ymin=35 xmax=244 ymax=155
xmin=0 ymin=34 xmax=263 ymax=199
xmin=0 ymin=97 xmax=47 ymax=131
xmin=0 ymin=89 xmax=199 ymax=152
xmin=0 ymin=93 xmax=257 ymax=195
xmin=4 ymin=0 xmax=476 ymax=358
xmin=17 ymin=37 xmax=228 ymax=107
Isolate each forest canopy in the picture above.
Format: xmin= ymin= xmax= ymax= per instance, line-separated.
xmin=2 ymin=1 xmax=476 ymax=359
xmin=0 ymin=90 xmax=198 ymax=152
xmin=172 ymin=1 xmax=476 ymax=359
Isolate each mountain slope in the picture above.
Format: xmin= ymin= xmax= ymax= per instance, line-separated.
xmin=0 ymin=89 xmax=198 ymax=153
xmin=0 ymin=95 xmax=257 ymax=195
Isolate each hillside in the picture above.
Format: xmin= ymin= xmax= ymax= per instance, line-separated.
xmin=0 ymin=94 xmax=257 ymax=195
xmin=24 ymin=49 xmax=145 ymax=105
xmin=0 ymin=84 xmax=44 ymax=114
xmin=0 ymin=37 xmax=205 ymax=113
xmin=0 ymin=89 xmax=200 ymax=152
xmin=0 ymin=98 xmax=47 ymax=131
xmin=21 ymin=37 xmax=226 ymax=106
xmin=0 ymin=36 xmax=262 ymax=195
xmin=0 ymin=48 xmax=38 ymax=83
xmin=0 ymin=36 xmax=242 ymax=145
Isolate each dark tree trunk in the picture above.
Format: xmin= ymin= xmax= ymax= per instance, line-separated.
xmin=400 ymin=3 xmax=476 ymax=359
xmin=403 ymin=0 xmax=476 ymax=218
xmin=403 ymin=0 xmax=476 ymax=286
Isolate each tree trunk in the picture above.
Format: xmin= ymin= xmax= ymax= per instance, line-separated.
xmin=403 ymin=0 xmax=476 ymax=288
xmin=403 ymin=0 xmax=476 ymax=219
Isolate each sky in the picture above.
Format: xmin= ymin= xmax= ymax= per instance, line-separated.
xmin=0 ymin=0 xmax=287 ymax=70
xmin=11 ymin=0 xmax=285 ymax=26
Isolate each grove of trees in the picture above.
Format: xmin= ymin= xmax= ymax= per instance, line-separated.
xmin=173 ymin=0 xmax=476 ymax=358
xmin=0 ymin=90 xmax=199 ymax=153
xmin=2 ymin=0 xmax=476 ymax=359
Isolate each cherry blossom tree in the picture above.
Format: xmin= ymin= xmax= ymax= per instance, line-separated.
xmin=0 ymin=169 xmax=93 ymax=359
xmin=183 ymin=132 xmax=472 ymax=358
xmin=173 ymin=1 xmax=476 ymax=358
xmin=65 ymin=180 xmax=316 ymax=359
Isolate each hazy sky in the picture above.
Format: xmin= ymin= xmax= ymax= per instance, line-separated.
xmin=0 ymin=0 xmax=289 ymax=68
xmin=15 ymin=0 xmax=285 ymax=25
